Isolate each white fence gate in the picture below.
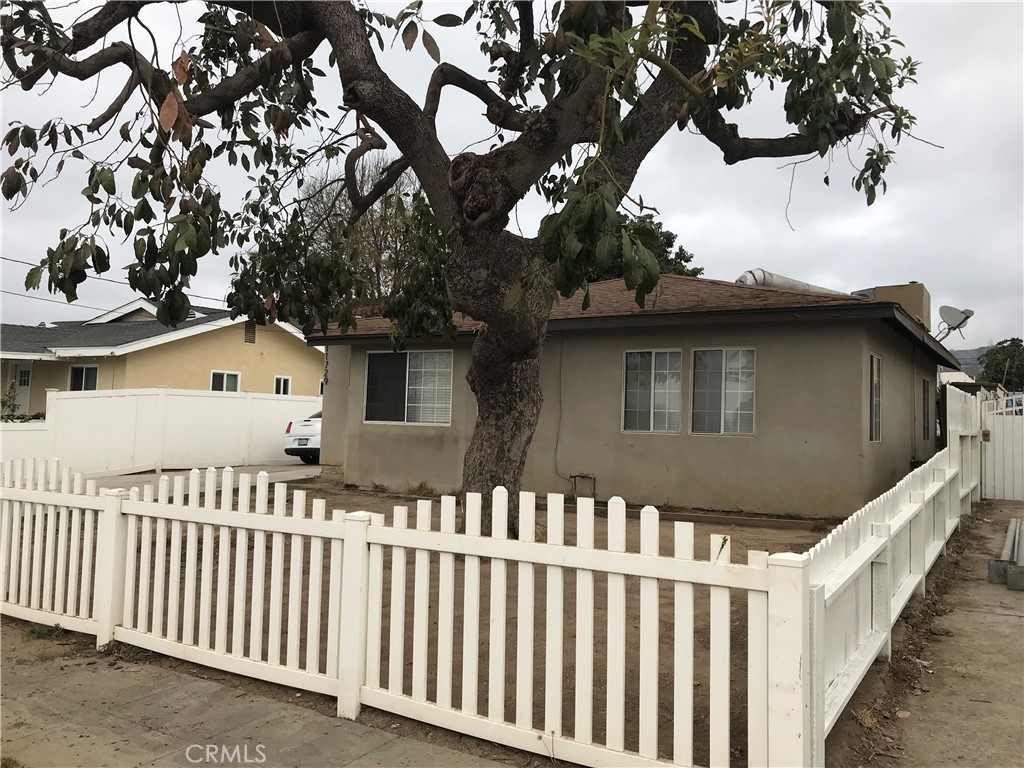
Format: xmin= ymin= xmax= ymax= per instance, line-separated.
xmin=982 ymin=394 xmax=1024 ymax=501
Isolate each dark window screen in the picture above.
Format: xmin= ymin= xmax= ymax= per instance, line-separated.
xmin=365 ymin=353 xmax=408 ymax=422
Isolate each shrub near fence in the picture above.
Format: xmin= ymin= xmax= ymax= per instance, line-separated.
xmin=0 ymin=391 xmax=982 ymax=768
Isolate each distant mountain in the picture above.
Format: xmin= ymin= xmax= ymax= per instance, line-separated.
xmin=948 ymin=347 xmax=991 ymax=378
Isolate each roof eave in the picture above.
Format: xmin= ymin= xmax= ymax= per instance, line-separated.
xmin=0 ymin=351 xmax=58 ymax=361
xmin=307 ymin=302 xmax=962 ymax=369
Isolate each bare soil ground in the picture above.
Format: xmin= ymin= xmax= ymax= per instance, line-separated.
xmin=19 ymin=482 xmax=1015 ymax=767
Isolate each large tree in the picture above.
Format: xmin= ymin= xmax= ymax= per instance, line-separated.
xmin=1 ymin=0 xmax=917 ymax=528
xmin=979 ymin=338 xmax=1024 ymax=392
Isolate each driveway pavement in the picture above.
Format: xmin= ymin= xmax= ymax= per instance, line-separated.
xmin=87 ymin=464 xmax=321 ymax=494
xmin=1 ymin=622 xmax=503 ymax=768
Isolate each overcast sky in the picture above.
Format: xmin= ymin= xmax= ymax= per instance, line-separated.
xmin=1 ymin=1 xmax=1021 ymax=352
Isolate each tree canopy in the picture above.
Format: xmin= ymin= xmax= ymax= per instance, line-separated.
xmin=979 ymin=338 xmax=1024 ymax=392
xmin=1 ymin=0 xmax=921 ymax=512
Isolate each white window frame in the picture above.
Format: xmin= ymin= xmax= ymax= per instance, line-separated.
xmin=688 ymin=347 xmax=757 ymax=436
xmin=621 ymin=348 xmax=683 ymax=433
xmin=274 ymin=375 xmax=292 ymax=396
xmin=363 ymin=349 xmax=453 ymax=427
xmin=68 ymin=364 xmax=99 ymax=392
xmin=211 ymin=369 xmax=241 ymax=393
xmin=869 ymin=353 xmax=882 ymax=443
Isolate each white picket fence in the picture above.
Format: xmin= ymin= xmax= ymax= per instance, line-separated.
xmin=803 ymin=386 xmax=982 ymax=750
xmin=0 ymin=390 xmax=984 ymax=768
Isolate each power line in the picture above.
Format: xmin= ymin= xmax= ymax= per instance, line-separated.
xmin=1 ymin=256 xmax=228 ymax=306
xmin=1 ymin=289 xmax=112 ymax=313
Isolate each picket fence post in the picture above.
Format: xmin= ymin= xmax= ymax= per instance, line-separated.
xmin=766 ymin=552 xmax=813 ymax=768
xmin=337 ymin=510 xmax=372 ymax=719
xmin=94 ymin=488 xmax=130 ymax=649
xmin=870 ymin=522 xmax=892 ymax=661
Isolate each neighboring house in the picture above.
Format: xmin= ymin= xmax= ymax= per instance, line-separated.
xmin=1 ymin=298 xmax=325 ymax=414
xmin=309 ymin=276 xmax=960 ymax=517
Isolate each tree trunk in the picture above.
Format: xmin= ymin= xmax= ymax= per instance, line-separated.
xmin=445 ymin=229 xmax=551 ymax=537
xmin=462 ymin=328 xmax=546 ymax=537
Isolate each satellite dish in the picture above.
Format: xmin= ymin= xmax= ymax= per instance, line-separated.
xmin=935 ymin=306 xmax=974 ymax=341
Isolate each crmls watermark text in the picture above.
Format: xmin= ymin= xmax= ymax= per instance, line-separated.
xmin=185 ymin=743 xmax=268 ymax=764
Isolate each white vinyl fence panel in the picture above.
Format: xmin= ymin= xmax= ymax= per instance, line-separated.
xmin=2 ymin=388 xmax=321 ymax=474
xmin=0 ymin=421 xmax=50 ymax=462
xmin=982 ymin=395 xmax=1024 ymax=501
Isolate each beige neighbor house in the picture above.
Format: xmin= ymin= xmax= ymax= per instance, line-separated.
xmin=310 ymin=276 xmax=960 ymax=517
xmin=1 ymin=298 xmax=325 ymax=415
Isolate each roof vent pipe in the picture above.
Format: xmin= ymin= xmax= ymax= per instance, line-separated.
xmin=736 ymin=268 xmax=847 ymax=295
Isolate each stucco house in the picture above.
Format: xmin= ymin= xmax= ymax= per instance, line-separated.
xmin=310 ymin=275 xmax=960 ymax=517
xmin=1 ymin=298 xmax=325 ymax=415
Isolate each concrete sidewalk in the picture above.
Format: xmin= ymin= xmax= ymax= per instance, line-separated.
xmin=898 ymin=500 xmax=1024 ymax=766
xmin=1 ymin=624 xmax=503 ymax=768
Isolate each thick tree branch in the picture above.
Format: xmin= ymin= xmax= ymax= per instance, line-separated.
xmin=183 ymin=30 xmax=324 ymax=117
xmin=216 ymin=1 xmax=318 ymax=38
xmin=5 ymin=25 xmax=323 ymax=139
xmin=694 ymin=105 xmax=892 ymax=165
xmin=313 ymin=2 xmax=455 ymax=227
xmin=343 ymin=124 xmax=411 ymax=223
xmin=424 ymin=63 xmax=532 ymax=134
xmin=87 ymin=70 xmax=138 ymax=132
xmin=68 ymin=1 xmax=144 ymax=54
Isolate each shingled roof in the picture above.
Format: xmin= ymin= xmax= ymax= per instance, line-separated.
xmin=307 ymin=275 xmax=960 ymax=368
xmin=1 ymin=306 xmax=233 ymax=356
xmin=309 ymin=275 xmax=881 ymax=339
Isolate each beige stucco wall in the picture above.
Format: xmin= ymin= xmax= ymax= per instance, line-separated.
xmin=860 ymin=324 xmax=937 ymax=501
xmin=121 ymin=322 xmax=324 ymax=395
xmin=521 ymin=322 xmax=868 ymax=516
xmin=321 ymin=342 xmax=474 ymax=495
xmin=3 ymin=322 xmax=324 ymax=414
xmin=2 ymin=357 xmax=122 ymax=414
xmin=321 ymin=319 xmax=939 ymax=517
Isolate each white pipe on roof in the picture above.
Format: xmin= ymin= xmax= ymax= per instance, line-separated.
xmin=736 ymin=268 xmax=847 ymax=295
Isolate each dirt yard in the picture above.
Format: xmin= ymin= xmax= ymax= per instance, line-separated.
xmin=17 ymin=479 xmax=1018 ymax=767
xmin=268 ymin=475 xmax=829 ymax=766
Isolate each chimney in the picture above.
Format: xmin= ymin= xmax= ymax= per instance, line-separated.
xmin=852 ymin=282 xmax=931 ymax=331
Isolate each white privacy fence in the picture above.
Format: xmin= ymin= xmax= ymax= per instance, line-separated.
xmin=0 ymin=388 xmax=321 ymax=474
xmin=982 ymin=394 xmax=1024 ymax=501
xmin=0 ymin=390 xmax=986 ymax=768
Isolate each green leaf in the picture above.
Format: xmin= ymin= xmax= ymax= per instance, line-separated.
xmin=826 ymin=6 xmax=846 ymax=42
xmin=595 ymin=234 xmax=616 ymax=271
xmin=25 ymin=265 xmax=44 ymax=290
xmin=402 ymin=21 xmax=418 ymax=51
xmin=0 ymin=166 xmax=23 ymax=200
xmin=98 ymin=167 xmax=116 ymax=195
xmin=422 ymin=30 xmax=440 ymax=63
xmin=432 ymin=13 xmax=462 ymax=27
xmin=494 ymin=5 xmax=517 ymax=32
xmin=502 ymin=281 xmax=525 ymax=310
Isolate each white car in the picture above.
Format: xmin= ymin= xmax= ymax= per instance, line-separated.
xmin=284 ymin=411 xmax=321 ymax=464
